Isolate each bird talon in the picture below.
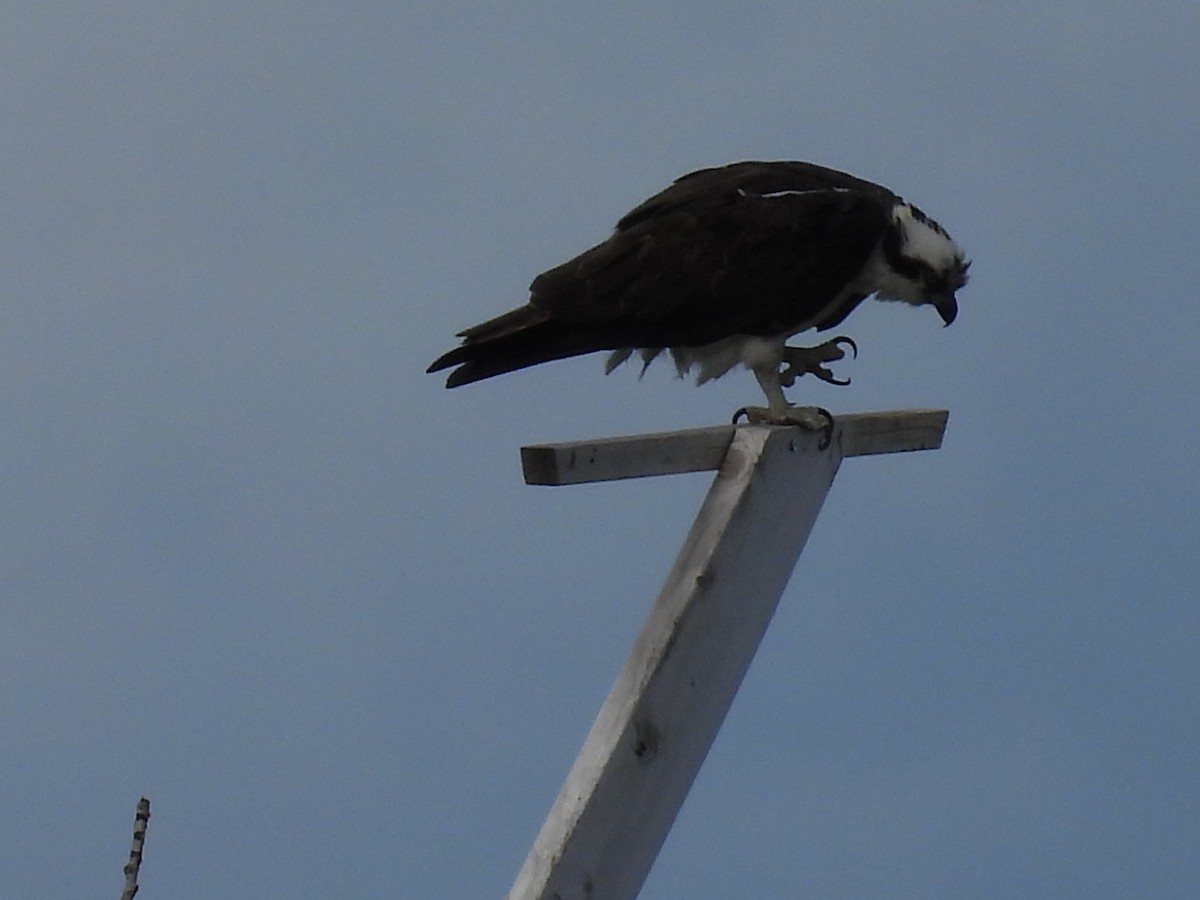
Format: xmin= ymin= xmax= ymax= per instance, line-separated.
xmin=833 ymin=336 xmax=858 ymax=360
xmin=813 ymin=365 xmax=851 ymax=387
xmin=779 ymin=336 xmax=858 ymax=387
xmin=732 ymin=406 xmax=776 ymax=425
xmin=815 ymin=407 xmax=835 ymax=450
xmin=731 ymin=404 xmax=833 ymax=445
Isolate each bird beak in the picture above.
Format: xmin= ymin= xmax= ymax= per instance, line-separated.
xmin=933 ymin=292 xmax=958 ymax=327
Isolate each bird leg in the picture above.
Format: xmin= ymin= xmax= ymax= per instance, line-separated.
xmin=778 ymin=336 xmax=857 ymax=387
xmin=732 ymin=365 xmax=836 ymax=448
xmin=732 ymin=338 xmax=859 ymax=445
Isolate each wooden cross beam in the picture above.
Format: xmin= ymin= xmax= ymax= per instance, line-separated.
xmin=508 ymin=409 xmax=949 ymax=900
xmin=521 ymin=409 xmax=948 ymax=485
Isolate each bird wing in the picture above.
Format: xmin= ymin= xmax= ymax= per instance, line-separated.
xmin=615 ymin=160 xmax=897 ymax=231
xmin=529 ymin=170 xmax=893 ymax=346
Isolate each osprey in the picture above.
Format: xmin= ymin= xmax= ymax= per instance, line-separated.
xmin=428 ymin=160 xmax=968 ymax=430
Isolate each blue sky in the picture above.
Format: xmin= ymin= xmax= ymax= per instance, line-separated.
xmin=2 ymin=3 xmax=1198 ymax=897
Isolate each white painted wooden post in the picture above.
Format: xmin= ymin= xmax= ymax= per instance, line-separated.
xmin=509 ymin=409 xmax=948 ymax=900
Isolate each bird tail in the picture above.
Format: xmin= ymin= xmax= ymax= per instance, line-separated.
xmin=427 ymin=306 xmax=612 ymax=387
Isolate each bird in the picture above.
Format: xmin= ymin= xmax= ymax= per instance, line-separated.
xmin=427 ymin=160 xmax=968 ymax=431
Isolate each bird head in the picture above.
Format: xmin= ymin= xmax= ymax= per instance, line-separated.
xmin=875 ymin=203 xmax=969 ymax=326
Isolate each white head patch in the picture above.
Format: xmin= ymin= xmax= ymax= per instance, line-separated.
xmin=892 ymin=204 xmax=963 ymax=273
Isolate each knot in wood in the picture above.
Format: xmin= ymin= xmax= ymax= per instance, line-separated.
xmin=632 ymin=719 xmax=660 ymax=762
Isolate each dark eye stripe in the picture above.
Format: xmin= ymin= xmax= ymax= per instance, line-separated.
xmin=881 ymin=224 xmax=928 ymax=282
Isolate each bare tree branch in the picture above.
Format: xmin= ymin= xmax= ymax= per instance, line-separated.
xmin=120 ymin=797 xmax=150 ymax=900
